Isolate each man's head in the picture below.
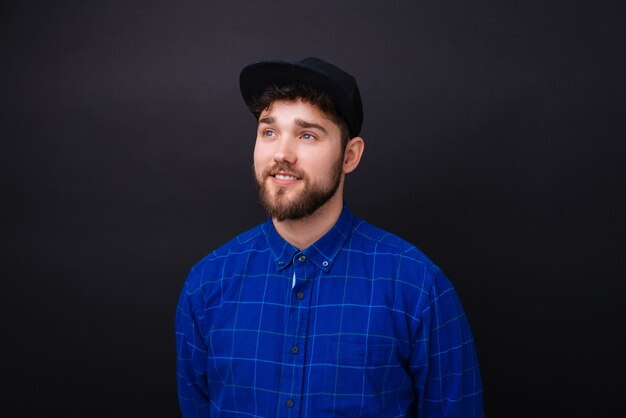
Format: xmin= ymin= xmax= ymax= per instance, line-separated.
xmin=240 ymin=57 xmax=364 ymax=222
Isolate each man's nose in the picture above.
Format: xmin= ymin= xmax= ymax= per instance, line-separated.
xmin=274 ymin=137 xmax=297 ymax=164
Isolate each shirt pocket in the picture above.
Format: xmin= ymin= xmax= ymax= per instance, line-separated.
xmin=321 ymin=339 xmax=399 ymax=417
xmin=326 ymin=339 xmax=396 ymax=367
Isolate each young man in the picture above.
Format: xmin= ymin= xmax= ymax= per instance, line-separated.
xmin=176 ymin=57 xmax=484 ymax=417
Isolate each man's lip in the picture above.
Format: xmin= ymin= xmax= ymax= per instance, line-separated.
xmin=270 ymin=171 xmax=301 ymax=180
xmin=269 ymin=171 xmax=302 ymax=186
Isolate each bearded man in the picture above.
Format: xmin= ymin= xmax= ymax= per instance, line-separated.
xmin=175 ymin=57 xmax=485 ymax=417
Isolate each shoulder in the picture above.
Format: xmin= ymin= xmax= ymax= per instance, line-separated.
xmin=183 ymin=222 xmax=268 ymax=288
xmin=348 ymin=215 xmax=459 ymax=321
xmin=194 ymin=223 xmax=266 ymax=267
xmin=350 ymin=216 xmax=440 ymax=272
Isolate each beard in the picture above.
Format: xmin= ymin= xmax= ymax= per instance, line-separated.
xmin=255 ymin=156 xmax=343 ymax=222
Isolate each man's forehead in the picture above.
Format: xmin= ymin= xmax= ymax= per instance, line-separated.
xmin=258 ymin=99 xmax=332 ymax=123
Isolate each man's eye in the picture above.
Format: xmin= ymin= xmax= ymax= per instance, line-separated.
xmin=263 ymin=129 xmax=275 ymax=137
xmin=302 ymin=133 xmax=316 ymax=140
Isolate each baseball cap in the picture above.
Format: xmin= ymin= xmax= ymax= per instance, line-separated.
xmin=239 ymin=57 xmax=363 ymax=138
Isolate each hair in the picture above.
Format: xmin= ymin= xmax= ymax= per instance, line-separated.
xmin=250 ymin=84 xmax=351 ymax=148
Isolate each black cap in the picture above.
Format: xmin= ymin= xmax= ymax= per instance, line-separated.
xmin=239 ymin=57 xmax=363 ymax=138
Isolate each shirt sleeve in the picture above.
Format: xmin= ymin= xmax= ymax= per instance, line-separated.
xmin=175 ymin=279 xmax=211 ymax=417
xmin=409 ymin=269 xmax=485 ymax=417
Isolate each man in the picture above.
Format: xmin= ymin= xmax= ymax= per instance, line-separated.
xmin=176 ymin=57 xmax=484 ymax=417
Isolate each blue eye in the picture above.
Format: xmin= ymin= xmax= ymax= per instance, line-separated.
xmin=264 ymin=129 xmax=276 ymax=137
xmin=302 ymin=133 xmax=316 ymax=140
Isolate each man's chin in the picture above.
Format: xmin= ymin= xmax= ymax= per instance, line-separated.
xmin=267 ymin=197 xmax=300 ymax=213
xmin=261 ymin=194 xmax=311 ymax=221
xmin=267 ymin=184 xmax=304 ymax=200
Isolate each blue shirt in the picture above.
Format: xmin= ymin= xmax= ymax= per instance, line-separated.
xmin=176 ymin=206 xmax=484 ymax=417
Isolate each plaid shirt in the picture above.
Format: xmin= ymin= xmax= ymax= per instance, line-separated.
xmin=176 ymin=205 xmax=484 ymax=417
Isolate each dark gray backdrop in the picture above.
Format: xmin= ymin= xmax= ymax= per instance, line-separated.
xmin=2 ymin=1 xmax=624 ymax=417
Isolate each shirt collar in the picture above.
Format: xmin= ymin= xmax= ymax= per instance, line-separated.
xmin=262 ymin=204 xmax=355 ymax=272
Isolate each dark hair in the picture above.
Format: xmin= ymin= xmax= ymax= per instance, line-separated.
xmin=250 ymin=84 xmax=351 ymax=147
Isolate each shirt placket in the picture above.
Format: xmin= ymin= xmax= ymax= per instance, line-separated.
xmin=280 ymin=251 xmax=314 ymax=416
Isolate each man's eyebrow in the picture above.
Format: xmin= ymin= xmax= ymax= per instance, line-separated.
xmin=295 ymin=118 xmax=328 ymax=134
xmin=258 ymin=116 xmax=274 ymax=124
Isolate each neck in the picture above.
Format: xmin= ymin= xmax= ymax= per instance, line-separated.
xmin=272 ymin=191 xmax=344 ymax=250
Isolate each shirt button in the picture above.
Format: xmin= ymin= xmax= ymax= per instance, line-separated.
xmin=296 ymin=292 xmax=304 ymax=300
xmin=285 ymin=399 xmax=295 ymax=408
xmin=298 ymin=255 xmax=306 ymax=262
xmin=322 ymin=260 xmax=329 ymax=267
xmin=278 ymin=261 xmax=285 ymax=266
xmin=291 ymin=346 xmax=299 ymax=354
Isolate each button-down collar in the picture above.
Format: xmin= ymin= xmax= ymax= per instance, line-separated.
xmin=262 ymin=204 xmax=354 ymax=273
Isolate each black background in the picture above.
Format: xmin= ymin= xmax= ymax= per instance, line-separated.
xmin=2 ymin=1 xmax=624 ymax=417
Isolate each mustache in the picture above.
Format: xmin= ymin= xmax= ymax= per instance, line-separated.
xmin=262 ymin=163 xmax=307 ymax=180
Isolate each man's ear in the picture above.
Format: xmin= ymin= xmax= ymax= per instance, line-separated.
xmin=343 ymin=136 xmax=365 ymax=174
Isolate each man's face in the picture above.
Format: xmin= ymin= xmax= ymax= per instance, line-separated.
xmin=253 ymin=99 xmax=345 ymax=222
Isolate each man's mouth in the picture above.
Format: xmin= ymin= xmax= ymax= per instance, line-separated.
xmin=274 ymin=174 xmax=299 ymax=181
xmin=269 ymin=167 xmax=303 ymax=181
